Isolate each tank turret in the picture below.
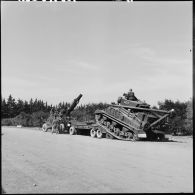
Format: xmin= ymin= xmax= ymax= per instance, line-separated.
xmin=117 ymin=96 xmax=150 ymax=108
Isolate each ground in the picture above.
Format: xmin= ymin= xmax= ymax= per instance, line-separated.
xmin=1 ymin=126 xmax=193 ymax=193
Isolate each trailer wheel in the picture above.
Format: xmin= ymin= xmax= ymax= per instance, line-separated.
xmin=42 ymin=123 xmax=48 ymax=132
xmin=96 ymin=129 xmax=103 ymax=138
xmin=69 ymin=126 xmax=76 ymax=135
xmin=90 ymin=128 xmax=96 ymax=138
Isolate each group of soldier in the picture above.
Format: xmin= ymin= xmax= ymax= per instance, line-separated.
xmin=49 ymin=108 xmax=64 ymax=134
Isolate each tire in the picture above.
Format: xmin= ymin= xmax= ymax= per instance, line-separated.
xmin=42 ymin=123 xmax=48 ymax=132
xmin=90 ymin=128 xmax=96 ymax=138
xmin=69 ymin=126 xmax=76 ymax=135
xmin=96 ymin=129 xmax=103 ymax=138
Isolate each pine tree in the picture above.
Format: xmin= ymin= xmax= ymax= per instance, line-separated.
xmin=16 ymin=99 xmax=25 ymax=115
xmin=184 ymin=98 xmax=193 ymax=135
xmin=158 ymin=99 xmax=187 ymax=134
xmin=7 ymin=95 xmax=17 ymax=118
xmin=24 ymin=100 xmax=30 ymax=113
xmin=29 ymin=98 xmax=34 ymax=114
xmin=1 ymin=98 xmax=8 ymax=118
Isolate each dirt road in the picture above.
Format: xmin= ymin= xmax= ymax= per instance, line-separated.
xmin=2 ymin=126 xmax=193 ymax=193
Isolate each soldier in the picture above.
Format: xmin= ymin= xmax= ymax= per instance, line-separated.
xmin=123 ymin=89 xmax=138 ymax=101
xmin=51 ymin=108 xmax=60 ymax=134
xmin=59 ymin=109 xmax=65 ymax=118
xmin=54 ymin=107 xmax=58 ymax=117
xmin=50 ymin=107 xmax=54 ymax=115
xmin=51 ymin=115 xmax=61 ymax=134
xmin=49 ymin=108 xmax=54 ymax=120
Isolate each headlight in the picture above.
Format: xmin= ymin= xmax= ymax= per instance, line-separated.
xmin=67 ymin=123 xmax=71 ymax=127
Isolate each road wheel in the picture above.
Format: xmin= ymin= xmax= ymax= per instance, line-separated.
xmin=96 ymin=129 xmax=103 ymax=138
xmin=132 ymin=134 xmax=139 ymax=141
xmin=90 ymin=128 xmax=96 ymax=138
xmin=106 ymin=133 xmax=114 ymax=139
xmin=42 ymin=123 xmax=48 ymax=132
xmin=95 ymin=114 xmax=101 ymax=121
xmin=106 ymin=121 xmax=111 ymax=128
xmin=126 ymin=131 xmax=133 ymax=139
xmin=69 ymin=126 xmax=76 ymax=135
xmin=114 ymin=128 xmax=120 ymax=136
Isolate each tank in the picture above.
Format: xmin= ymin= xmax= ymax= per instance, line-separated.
xmin=92 ymin=90 xmax=174 ymax=141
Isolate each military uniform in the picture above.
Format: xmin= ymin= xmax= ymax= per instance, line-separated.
xmin=123 ymin=89 xmax=138 ymax=101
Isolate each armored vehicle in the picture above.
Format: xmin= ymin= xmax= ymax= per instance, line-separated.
xmin=91 ymin=90 xmax=174 ymax=141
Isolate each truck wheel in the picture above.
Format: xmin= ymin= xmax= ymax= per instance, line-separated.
xmin=96 ymin=129 xmax=103 ymax=138
xmin=90 ymin=128 xmax=96 ymax=138
xmin=69 ymin=126 xmax=76 ymax=135
xmin=42 ymin=123 xmax=48 ymax=132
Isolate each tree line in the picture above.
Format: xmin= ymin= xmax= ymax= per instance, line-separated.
xmin=1 ymin=94 xmax=193 ymax=135
xmin=1 ymin=94 xmax=108 ymax=127
xmin=158 ymin=99 xmax=192 ymax=135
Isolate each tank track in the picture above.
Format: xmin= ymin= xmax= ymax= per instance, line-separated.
xmin=95 ymin=111 xmax=139 ymax=141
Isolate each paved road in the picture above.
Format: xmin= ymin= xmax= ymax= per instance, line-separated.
xmin=2 ymin=126 xmax=193 ymax=193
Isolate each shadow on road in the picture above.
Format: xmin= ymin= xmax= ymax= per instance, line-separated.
xmin=138 ymin=138 xmax=183 ymax=143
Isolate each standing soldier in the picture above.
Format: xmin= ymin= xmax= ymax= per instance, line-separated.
xmin=123 ymin=89 xmax=138 ymax=101
xmin=51 ymin=115 xmax=61 ymax=134
xmin=51 ymin=108 xmax=60 ymax=134
xmin=49 ymin=107 xmax=54 ymax=121
xmin=50 ymin=107 xmax=54 ymax=115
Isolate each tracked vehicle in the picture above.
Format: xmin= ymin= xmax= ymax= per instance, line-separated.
xmin=91 ymin=90 xmax=174 ymax=141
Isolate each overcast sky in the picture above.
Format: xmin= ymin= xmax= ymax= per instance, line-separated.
xmin=1 ymin=1 xmax=192 ymax=107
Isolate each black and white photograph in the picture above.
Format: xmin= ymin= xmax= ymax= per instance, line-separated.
xmin=1 ymin=0 xmax=193 ymax=193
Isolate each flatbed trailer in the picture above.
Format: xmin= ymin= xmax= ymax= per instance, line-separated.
xmin=68 ymin=121 xmax=97 ymax=136
xmin=68 ymin=120 xmax=111 ymax=139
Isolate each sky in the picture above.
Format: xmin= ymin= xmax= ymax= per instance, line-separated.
xmin=1 ymin=1 xmax=192 ymax=107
